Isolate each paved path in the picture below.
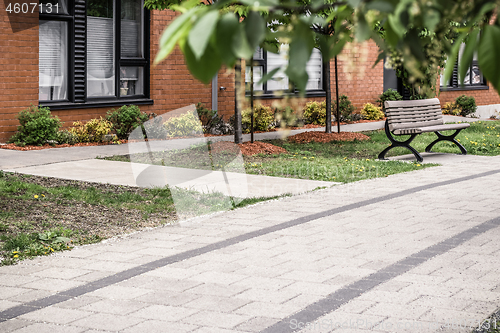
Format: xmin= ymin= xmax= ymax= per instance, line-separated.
xmin=1 ymin=117 xmax=499 ymax=333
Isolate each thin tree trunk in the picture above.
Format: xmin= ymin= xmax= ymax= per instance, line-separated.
xmin=234 ymin=59 xmax=243 ymax=144
xmin=325 ymin=59 xmax=331 ymax=133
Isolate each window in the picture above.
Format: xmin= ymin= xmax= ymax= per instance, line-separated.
xmin=440 ymin=43 xmax=487 ymax=90
xmin=39 ymin=0 xmax=150 ymax=107
xmin=245 ymin=46 xmax=324 ymax=96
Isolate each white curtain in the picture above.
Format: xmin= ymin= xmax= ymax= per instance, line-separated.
xmin=39 ymin=20 xmax=68 ymax=101
xmin=87 ymin=16 xmax=115 ymax=97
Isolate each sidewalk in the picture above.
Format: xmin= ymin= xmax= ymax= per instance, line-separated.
xmin=1 ymin=117 xmax=499 ymax=333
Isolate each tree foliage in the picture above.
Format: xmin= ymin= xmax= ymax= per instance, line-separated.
xmin=145 ymin=0 xmax=500 ymax=96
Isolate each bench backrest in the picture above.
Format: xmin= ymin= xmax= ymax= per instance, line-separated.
xmin=384 ymin=98 xmax=443 ymax=132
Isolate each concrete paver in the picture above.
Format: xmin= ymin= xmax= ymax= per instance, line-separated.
xmin=1 ymin=120 xmax=500 ymax=332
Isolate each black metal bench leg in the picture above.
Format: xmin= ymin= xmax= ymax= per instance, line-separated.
xmin=425 ymin=129 xmax=467 ymax=155
xmin=378 ymin=120 xmax=423 ymax=162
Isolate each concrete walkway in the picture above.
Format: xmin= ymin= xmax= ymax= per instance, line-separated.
xmin=1 ymin=117 xmax=500 ymax=333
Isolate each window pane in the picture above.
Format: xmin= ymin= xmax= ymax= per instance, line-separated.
xmin=87 ymin=0 xmax=115 ymax=97
xmin=306 ymin=48 xmax=322 ymax=90
xmin=121 ymin=0 xmax=143 ymax=58
xmin=39 ymin=0 xmax=68 ymax=14
xmin=267 ymin=45 xmax=289 ymax=91
xmin=39 ymin=20 xmax=68 ymax=101
xmin=120 ymin=67 xmax=144 ymax=96
xmin=245 ymin=66 xmax=263 ymax=91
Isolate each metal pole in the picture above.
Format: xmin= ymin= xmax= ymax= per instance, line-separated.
xmin=335 ymin=55 xmax=340 ymax=133
xmin=325 ymin=59 xmax=331 ymax=133
xmin=250 ymin=56 xmax=254 ymax=143
xmin=234 ymin=59 xmax=243 ymax=144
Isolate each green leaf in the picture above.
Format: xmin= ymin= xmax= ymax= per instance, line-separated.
xmin=238 ymin=0 xmax=278 ymax=7
xmin=244 ymin=11 xmax=266 ymax=51
xmin=232 ymin=24 xmax=254 ymax=60
xmin=346 ymin=0 xmax=362 ymax=7
xmin=478 ymin=24 xmax=500 ymax=93
xmin=442 ymin=33 xmax=466 ymax=88
xmin=285 ymin=21 xmax=314 ymax=93
xmin=216 ymin=13 xmax=239 ymax=66
xmin=459 ymin=29 xmax=479 ymax=86
xmin=365 ymin=1 xmax=394 ymax=13
xmin=257 ymin=67 xmax=280 ymax=85
xmin=423 ymin=8 xmax=440 ymax=31
xmin=181 ymin=39 xmax=222 ymax=84
xmin=188 ymin=10 xmax=220 ymax=60
xmin=154 ymin=8 xmax=197 ymax=65
xmin=355 ymin=15 xmax=371 ymax=41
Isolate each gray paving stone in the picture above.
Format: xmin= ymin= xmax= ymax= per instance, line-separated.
xmin=181 ymin=310 xmax=252 ymax=329
xmin=134 ymin=290 xmax=201 ymax=307
xmin=129 ymin=304 xmax=199 ymax=321
xmin=11 ymin=322 xmax=87 ymax=333
xmin=19 ymin=306 xmax=92 ymax=324
xmin=121 ymin=320 xmax=198 ymax=333
xmin=86 ymin=285 xmax=152 ymax=300
xmin=234 ymin=316 xmax=281 ymax=332
xmin=0 ymin=318 xmax=32 ymax=333
xmin=70 ymin=313 xmax=145 ymax=331
xmin=184 ymin=295 xmax=250 ymax=313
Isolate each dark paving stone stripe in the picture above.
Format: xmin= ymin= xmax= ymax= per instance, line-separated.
xmin=262 ymin=218 xmax=500 ymax=333
xmin=0 ymin=169 xmax=499 ymax=322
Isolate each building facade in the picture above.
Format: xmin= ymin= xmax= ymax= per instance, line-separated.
xmin=1 ymin=0 xmax=499 ymax=142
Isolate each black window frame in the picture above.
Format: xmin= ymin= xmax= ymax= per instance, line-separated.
xmin=440 ymin=60 xmax=488 ymax=92
xmin=245 ymin=49 xmax=326 ymax=99
xmin=39 ymin=0 xmax=152 ymax=110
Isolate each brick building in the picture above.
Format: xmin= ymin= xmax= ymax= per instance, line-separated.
xmin=1 ymin=1 xmax=499 ymax=143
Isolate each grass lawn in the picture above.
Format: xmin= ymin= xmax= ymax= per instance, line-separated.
xmin=104 ymin=121 xmax=500 ymax=183
xmin=0 ymin=172 xmax=275 ymax=265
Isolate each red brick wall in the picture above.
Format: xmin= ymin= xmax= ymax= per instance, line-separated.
xmin=438 ymin=84 xmax=500 ymax=107
xmin=0 ymin=5 xmax=39 ymax=142
xmin=334 ymin=40 xmax=384 ymax=112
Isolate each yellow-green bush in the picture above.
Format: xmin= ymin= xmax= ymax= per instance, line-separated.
xmin=242 ymin=105 xmax=275 ymax=133
xmin=69 ymin=117 xmax=112 ymax=143
xmin=303 ymin=101 xmax=329 ymax=125
xmin=360 ymin=103 xmax=385 ymax=120
xmin=441 ymin=102 xmax=461 ymax=116
xmin=163 ymin=112 xmax=202 ymax=138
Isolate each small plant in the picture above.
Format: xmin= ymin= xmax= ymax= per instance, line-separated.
xmin=106 ymin=105 xmax=149 ymax=140
xmin=163 ymin=112 xmax=202 ymax=138
xmin=303 ymin=101 xmax=329 ymax=125
xmin=56 ymin=130 xmax=79 ymax=145
xmin=455 ymin=95 xmax=477 ymax=117
xmin=69 ymin=117 xmax=113 ymax=143
xmin=242 ymin=105 xmax=275 ymax=133
xmin=275 ymin=106 xmax=304 ymax=128
xmin=195 ymin=103 xmax=231 ymax=134
xmin=441 ymin=102 xmax=461 ymax=116
xmin=376 ymin=89 xmax=402 ymax=112
xmin=333 ymin=95 xmax=358 ymax=123
xmin=8 ymin=105 xmax=62 ymax=146
xmin=361 ymin=103 xmax=385 ymax=120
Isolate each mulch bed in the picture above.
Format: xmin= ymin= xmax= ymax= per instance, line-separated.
xmin=0 ymin=140 xmax=127 ymax=151
xmin=288 ymin=131 xmax=371 ymax=143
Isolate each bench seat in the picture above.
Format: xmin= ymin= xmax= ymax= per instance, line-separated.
xmin=378 ymin=98 xmax=470 ymax=162
xmin=393 ymin=123 xmax=470 ymax=135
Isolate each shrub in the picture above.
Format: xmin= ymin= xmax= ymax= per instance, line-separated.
xmin=455 ymin=95 xmax=477 ymax=117
xmin=242 ymin=105 xmax=275 ymax=133
xmin=333 ymin=95 xmax=358 ymax=123
xmin=303 ymin=101 xmax=330 ymax=125
xmin=163 ymin=112 xmax=202 ymax=138
xmin=56 ymin=130 xmax=78 ymax=145
xmin=8 ymin=105 xmax=61 ymax=146
xmin=195 ymin=102 xmax=231 ymax=134
xmin=69 ymin=117 xmax=112 ymax=143
xmin=441 ymin=102 xmax=461 ymax=116
xmin=274 ymin=106 xmax=304 ymax=128
xmin=106 ymin=105 xmax=149 ymax=139
xmin=360 ymin=103 xmax=385 ymax=120
xmin=376 ymin=89 xmax=402 ymax=112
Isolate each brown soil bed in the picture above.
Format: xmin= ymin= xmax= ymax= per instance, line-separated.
xmin=209 ymin=141 xmax=288 ymax=156
xmin=0 ymin=140 xmax=127 ymax=151
xmin=288 ymin=131 xmax=371 ymax=143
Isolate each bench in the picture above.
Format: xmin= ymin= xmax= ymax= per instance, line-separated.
xmin=378 ymin=98 xmax=470 ymax=162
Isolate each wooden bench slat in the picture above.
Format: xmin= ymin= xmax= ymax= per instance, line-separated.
xmin=388 ymin=115 xmax=441 ymax=122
